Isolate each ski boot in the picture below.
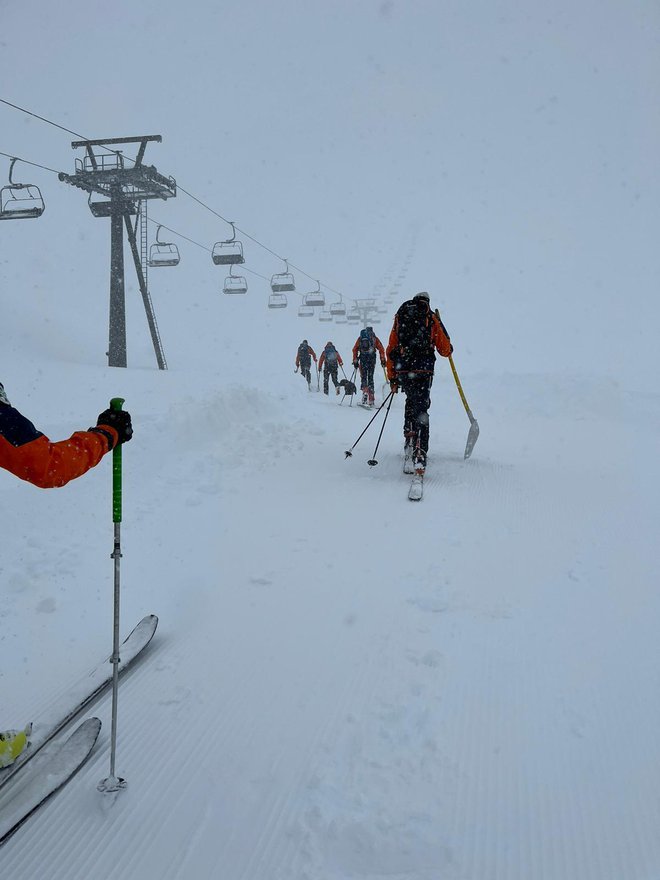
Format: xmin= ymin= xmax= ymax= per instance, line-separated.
xmin=0 ymin=723 xmax=32 ymax=768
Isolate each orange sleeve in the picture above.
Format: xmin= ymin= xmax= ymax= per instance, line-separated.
xmin=318 ymin=352 xmax=325 ymax=370
xmin=385 ymin=319 xmax=399 ymax=380
xmin=0 ymin=429 xmax=115 ymax=488
xmin=375 ymin=337 xmax=386 ymax=360
xmin=431 ymin=315 xmax=453 ymax=357
xmin=352 ymin=340 xmax=360 ymax=361
xmin=309 ymin=347 xmax=317 ymax=361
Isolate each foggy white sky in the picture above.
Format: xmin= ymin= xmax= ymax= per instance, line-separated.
xmin=1 ymin=0 xmax=658 ymax=381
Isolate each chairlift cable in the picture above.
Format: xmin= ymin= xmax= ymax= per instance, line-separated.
xmin=0 ymin=149 xmax=60 ymax=176
xmin=1 ymin=98 xmax=351 ymax=298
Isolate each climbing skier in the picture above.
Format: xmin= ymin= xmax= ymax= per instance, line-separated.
xmin=295 ymin=340 xmax=317 ymax=390
xmin=0 ymin=381 xmax=133 ymax=488
xmin=352 ymin=326 xmax=386 ymax=406
xmin=318 ymin=341 xmax=344 ymax=395
xmin=385 ymin=292 xmax=452 ymax=475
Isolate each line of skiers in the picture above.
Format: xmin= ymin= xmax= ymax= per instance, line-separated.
xmin=294 ymin=291 xmax=453 ymax=476
xmin=295 ymin=339 xmax=346 ymax=395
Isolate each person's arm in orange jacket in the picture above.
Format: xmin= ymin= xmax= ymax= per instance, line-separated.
xmin=318 ymin=352 xmax=325 ymax=371
xmin=430 ymin=313 xmax=453 ymax=357
xmin=0 ymin=386 xmax=128 ymax=488
xmin=385 ymin=320 xmax=400 ymax=382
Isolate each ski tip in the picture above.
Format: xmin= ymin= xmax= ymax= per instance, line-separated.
xmin=82 ymin=717 xmax=103 ymax=739
xmin=344 ymin=450 xmax=352 ymax=458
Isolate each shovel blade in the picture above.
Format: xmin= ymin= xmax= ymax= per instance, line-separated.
xmin=464 ymin=417 xmax=480 ymax=460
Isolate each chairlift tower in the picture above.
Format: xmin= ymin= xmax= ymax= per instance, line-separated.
xmin=58 ymin=135 xmax=177 ymax=369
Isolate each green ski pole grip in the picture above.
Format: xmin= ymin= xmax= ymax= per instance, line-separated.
xmin=110 ymin=397 xmax=124 ymax=524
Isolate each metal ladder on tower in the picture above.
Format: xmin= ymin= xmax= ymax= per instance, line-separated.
xmin=137 ymin=200 xmax=168 ymax=370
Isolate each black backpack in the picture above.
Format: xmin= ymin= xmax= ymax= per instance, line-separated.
xmin=324 ymin=344 xmax=338 ymax=363
xmin=298 ymin=342 xmax=310 ymax=361
xmin=359 ymin=328 xmax=375 ymax=354
xmin=395 ymin=299 xmax=433 ymax=362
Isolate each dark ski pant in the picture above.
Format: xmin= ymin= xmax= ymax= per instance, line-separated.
xmin=323 ymin=364 xmax=340 ymax=394
xmin=400 ymin=373 xmax=434 ymax=460
xmin=358 ymin=355 xmax=377 ymax=399
xmin=300 ymin=360 xmax=312 ymax=385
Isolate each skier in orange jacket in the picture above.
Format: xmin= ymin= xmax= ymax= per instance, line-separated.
xmin=318 ymin=342 xmax=344 ymax=395
xmin=295 ymin=340 xmax=317 ymax=390
xmin=352 ymin=327 xmax=386 ymax=406
xmin=0 ymin=382 xmax=132 ymax=488
xmin=386 ymin=292 xmax=452 ymax=474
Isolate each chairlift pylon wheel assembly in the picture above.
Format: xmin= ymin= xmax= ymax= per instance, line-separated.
xmin=0 ymin=158 xmax=45 ymax=220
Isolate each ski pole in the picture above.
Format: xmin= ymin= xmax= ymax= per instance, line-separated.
xmin=316 ymin=365 xmax=320 ymax=391
xmin=98 ymin=397 xmax=127 ymax=794
xmin=367 ymin=390 xmax=395 ymax=466
xmin=435 ymin=308 xmax=480 ymax=459
xmin=448 ymin=355 xmax=480 ymax=459
xmin=344 ymin=391 xmax=393 ymax=458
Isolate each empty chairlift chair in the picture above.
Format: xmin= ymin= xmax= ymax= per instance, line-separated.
xmin=268 ymin=292 xmax=288 ymax=309
xmin=329 ymin=300 xmax=346 ymax=317
xmin=212 ymin=222 xmax=245 ymax=266
xmin=0 ymin=158 xmax=45 ymax=220
xmin=347 ymin=308 xmax=361 ymax=324
xmin=270 ymin=259 xmax=296 ymax=293
xmin=318 ymin=309 xmax=333 ymax=322
xmin=148 ymin=225 xmax=180 ymax=267
xmin=304 ymin=281 xmax=325 ymax=307
xmin=223 ymin=267 xmax=248 ymax=295
xmin=297 ymin=304 xmax=314 ymax=317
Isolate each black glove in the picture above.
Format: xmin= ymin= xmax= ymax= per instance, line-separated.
xmin=389 ymin=379 xmax=399 ymax=393
xmin=91 ymin=408 xmax=133 ymax=448
xmin=353 ymin=360 xmax=358 ymax=370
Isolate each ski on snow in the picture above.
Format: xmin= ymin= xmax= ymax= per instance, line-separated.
xmin=408 ymin=474 xmax=424 ymax=501
xmin=0 ymin=717 xmax=101 ymax=846
xmin=0 ymin=614 xmax=158 ymax=791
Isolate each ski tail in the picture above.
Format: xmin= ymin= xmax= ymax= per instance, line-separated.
xmin=408 ymin=474 xmax=424 ymax=501
xmin=0 ymin=718 xmax=101 ymax=846
xmin=0 ymin=615 xmax=157 ymax=790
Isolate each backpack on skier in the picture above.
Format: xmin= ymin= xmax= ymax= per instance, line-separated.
xmin=394 ymin=299 xmax=433 ymax=366
xmin=324 ymin=343 xmax=338 ymax=364
xmin=359 ymin=327 xmax=375 ymax=355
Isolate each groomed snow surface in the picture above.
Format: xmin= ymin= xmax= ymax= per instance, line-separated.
xmin=2 ymin=272 xmax=659 ymax=879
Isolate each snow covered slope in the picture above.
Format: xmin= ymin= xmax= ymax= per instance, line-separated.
xmin=2 ymin=279 xmax=660 ymax=879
